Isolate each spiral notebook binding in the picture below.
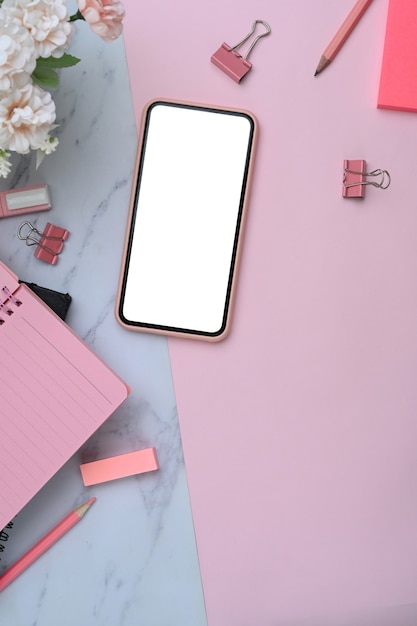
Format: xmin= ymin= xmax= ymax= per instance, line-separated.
xmin=0 ymin=285 xmax=22 ymax=325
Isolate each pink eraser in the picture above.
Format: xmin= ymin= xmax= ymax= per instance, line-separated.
xmin=80 ymin=448 xmax=159 ymax=486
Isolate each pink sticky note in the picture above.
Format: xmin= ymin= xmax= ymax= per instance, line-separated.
xmin=378 ymin=0 xmax=417 ymax=112
xmin=80 ymin=448 xmax=159 ymax=486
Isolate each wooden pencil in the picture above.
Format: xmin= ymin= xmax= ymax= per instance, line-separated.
xmin=0 ymin=497 xmax=96 ymax=592
xmin=315 ymin=0 xmax=373 ymax=75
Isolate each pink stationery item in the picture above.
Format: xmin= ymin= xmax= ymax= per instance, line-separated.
xmin=378 ymin=0 xmax=417 ymax=112
xmin=80 ymin=448 xmax=159 ymax=486
xmin=0 ymin=498 xmax=95 ymax=592
xmin=0 ymin=261 xmax=129 ymax=530
xmin=342 ymin=159 xmax=391 ymax=198
xmin=33 ymin=223 xmax=69 ymax=264
xmin=211 ymin=20 xmax=271 ymax=83
xmin=314 ymin=0 xmax=373 ymax=75
xmin=0 ymin=185 xmax=51 ymax=219
xmin=17 ymin=221 xmax=69 ymax=265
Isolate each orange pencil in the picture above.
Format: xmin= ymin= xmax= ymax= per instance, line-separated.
xmin=0 ymin=497 xmax=96 ymax=592
xmin=314 ymin=0 xmax=373 ymax=75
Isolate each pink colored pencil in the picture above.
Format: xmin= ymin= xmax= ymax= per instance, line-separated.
xmin=0 ymin=497 xmax=96 ymax=592
xmin=314 ymin=0 xmax=373 ymax=75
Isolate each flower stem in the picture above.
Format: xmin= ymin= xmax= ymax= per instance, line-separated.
xmin=69 ymin=9 xmax=84 ymax=22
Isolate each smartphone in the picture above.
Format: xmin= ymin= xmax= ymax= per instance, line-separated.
xmin=116 ymin=99 xmax=257 ymax=341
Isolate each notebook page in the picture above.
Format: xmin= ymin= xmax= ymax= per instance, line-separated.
xmin=0 ymin=262 xmax=129 ymax=529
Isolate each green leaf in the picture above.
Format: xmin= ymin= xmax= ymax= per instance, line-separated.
xmin=32 ymin=66 xmax=60 ymax=90
xmin=36 ymin=53 xmax=81 ymax=69
xmin=31 ymin=53 xmax=81 ymax=90
xmin=69 ymin=9 xmax=84 ymax=22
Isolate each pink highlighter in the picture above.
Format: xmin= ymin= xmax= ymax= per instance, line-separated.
xmin=0 ymin=184 xmax=51 ymax=218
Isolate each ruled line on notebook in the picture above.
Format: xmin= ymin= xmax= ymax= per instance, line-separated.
xmin=1 ymin=382 xmax=74 ymax=456
xmin=0 ymin=456 xmax=35 ymax=502
xmin=3 ymin=370 xmax=86 ymax=444
xmin=0 ymin=405 xmax=51 ymax=471
xmin=2 ymin=339 xmax=87 ymax=444
xmin=0 ymin=448 xmax=35 ymax=481
xmin=23 ymin=317 xmax=118 ymax=405
xmin=0 ymin=457 xmax=32 ymax=491
xmin=10 ymin=324 xmax=107 ymax=420
xmin=5 ymin=325 xmax=106 ymax=429
xmin=0 ymin=400 xmax=62 ymax=468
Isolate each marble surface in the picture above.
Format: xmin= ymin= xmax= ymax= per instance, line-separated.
xmin=0 ymin=22 xmax=207 ymax=626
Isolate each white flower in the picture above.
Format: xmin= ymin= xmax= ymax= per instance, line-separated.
xmin=0 ymin=79 xmax=56 ymax=154
xmin=0 ymin=11 xmax=36 ymax=91
xmin=38 ymin=134 xmax=59 ymax=155
xmin=2 ymin=0 xmax=74 ymax=58
xmin=35 ymin=134 xmax=58 ymax=169
xmin=0 ymin=0 xmax=125 ymax=177
xmin=0 ymin=149 xmax=12 ymax=178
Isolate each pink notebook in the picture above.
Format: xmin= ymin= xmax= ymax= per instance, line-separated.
xmin=0 ymin=261 xmax=129 ymax=529
xmin=377 ymin=0 xmax=417 ymax=112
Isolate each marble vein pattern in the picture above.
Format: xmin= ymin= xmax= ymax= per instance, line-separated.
xmin=0 ymin=23 xmax=207 ymax=626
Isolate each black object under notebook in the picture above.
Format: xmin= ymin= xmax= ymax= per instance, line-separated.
xmin=19 ymin=280 xmax=72 ymax=320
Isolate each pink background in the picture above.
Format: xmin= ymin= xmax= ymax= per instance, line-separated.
xmin=377 ymin=0 xmax=417 ymax=112
xmin=122 ymin=1 xmax=417 ymax=624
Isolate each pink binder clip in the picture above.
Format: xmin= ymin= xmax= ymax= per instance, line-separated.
xmin=342 ymin=160 xmax=391 ymax=198
xmin=17 ymin=221 xmax=70 ymax=264
xmin=211 ymin=20 xmax=271 ymax=83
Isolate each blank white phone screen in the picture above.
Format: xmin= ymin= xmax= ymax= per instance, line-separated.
xmin=119 ymin=102 xmax=255 ymax=338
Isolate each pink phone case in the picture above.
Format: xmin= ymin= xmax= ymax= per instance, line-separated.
xmin=115 ymin=99 xmax=258 ymax=342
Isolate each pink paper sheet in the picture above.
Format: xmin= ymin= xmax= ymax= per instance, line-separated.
xmin=122 ymin=1 xmax=417 ymax=623
xmin=378 ymin=0 xmax=417 ymax=112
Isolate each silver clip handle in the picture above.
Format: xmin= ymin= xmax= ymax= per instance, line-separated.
xmin=230 ymin=20 xmax=271 ymax=60
xmin=344 ymin=168 xmax=391 ymax=190
xmin=17 ymin=221 xmax=43 ymax=247
xmin=17 ymin=221 xmax=64 ymax=255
